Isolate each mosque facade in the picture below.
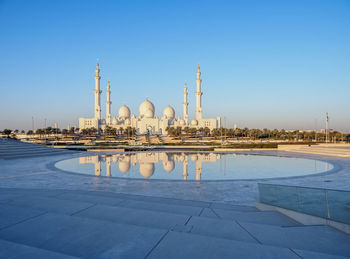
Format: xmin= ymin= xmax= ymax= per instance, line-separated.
xmin=79 ymin=61 xmax=221 ymax=135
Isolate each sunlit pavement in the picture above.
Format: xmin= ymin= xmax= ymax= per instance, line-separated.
xmin=1 ymin=140 xmax=350 ymax=258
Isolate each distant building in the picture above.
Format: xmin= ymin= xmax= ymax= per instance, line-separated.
xmin=79 ymin=62 xmax=221 ymax=135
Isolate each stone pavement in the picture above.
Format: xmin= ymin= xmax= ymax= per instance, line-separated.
xmin=278 ymin=144 xmax=350 ymax=157
xmin=0 ymin=138 xmax=76 ymax=159
xmin=1 ymin=140 xmax=350 ymax=257
xmin=0 ymin=188 xmax=349 ymax=258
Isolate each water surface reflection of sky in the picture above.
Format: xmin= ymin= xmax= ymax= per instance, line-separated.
xmin=55 ymin=152 xmax=332 ymax=181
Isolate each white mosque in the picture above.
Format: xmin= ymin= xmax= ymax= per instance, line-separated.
xmin=79 ymin=61 xmax=221 ymax=135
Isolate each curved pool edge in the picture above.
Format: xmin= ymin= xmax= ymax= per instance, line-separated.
xmin=49 ymin=151 xmax=341 ymax=183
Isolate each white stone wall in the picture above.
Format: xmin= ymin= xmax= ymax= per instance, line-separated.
xmin=79 ymin=118 xmax=99 ymax=130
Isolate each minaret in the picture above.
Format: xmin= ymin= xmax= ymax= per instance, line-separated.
xmin=94 ymin=160 xmax=101 ymax=176
xmin=183 ymin=155 xmax=188 ymax=180
xmin=195 ymin=64 xmax=203 ymax=120
xmin=94 ymin=60 xmax=102 ymax=120
xmin=106 ymin=156 xmax=111 ymax=177
xmin=106 ymin=81 xmax=112 ymax=125
xmin=183 ymin=81 xmax=189 ymax=124
xmin=195 ymin=160 xmax=202 ymax=181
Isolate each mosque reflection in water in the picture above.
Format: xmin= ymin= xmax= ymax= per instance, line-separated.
xmin=79 ymin=152 xmax=225 ymax=180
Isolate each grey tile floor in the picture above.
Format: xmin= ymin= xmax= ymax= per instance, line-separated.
xmin=0 ymin=188 xmax=349 ymax=258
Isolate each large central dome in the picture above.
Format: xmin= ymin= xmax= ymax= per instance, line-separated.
xmin=139 ymin=98 xmax=155 ymax=118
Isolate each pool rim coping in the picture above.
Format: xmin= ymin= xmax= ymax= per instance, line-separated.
xmin=49 ymin=150 xmax=342 ymax=183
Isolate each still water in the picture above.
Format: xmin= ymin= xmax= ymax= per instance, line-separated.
xmin=55 ymin=152 xmax=332 ymax=181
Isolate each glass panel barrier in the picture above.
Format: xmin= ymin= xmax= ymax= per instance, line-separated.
xmin=258 ymin=183 xmax=350 ymax=225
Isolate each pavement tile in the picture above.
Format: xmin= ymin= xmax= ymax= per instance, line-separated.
xmin=0 ymin=239 xmax=78 ymax=259
xmin=292 ymin=248 xmax=350 ymax=259
xmin=0 ymin=212 xmax=166 ymax=258
xmin=7 ymin=195 xmax=94 ymax=215
xmin=199 ymin=208 xmax=220 ymax=218
xmin=134 ymin=196 xmax=211 ymax=208
xmin=188 ymin=216 xmax=258 ymax=243
xmin=210 ymin=202 xmax=258 ymax=212
xmin=0 ymin=188 xmax=65 ymax=198
xmin=0 ymin=193 xmax=24 ymax=202
xmin=212 ymin=209 xmax=300 ymax=226
xmin=54 ymin=192 xmax=124 ymax=206
xmin=74 ymin=204 xmax=190 ymax=229
xmin=240 ymin=223 xmax=350 ymax=257
xmin=148 ymin=231 xmax=299 ymax=259
xmin=118 ymin=199 xmax=203 ymax=216
xmin=0 ymin=203 xmax=45 ymax=229
xmin=103 ymin=192 xmax=211 ymax=208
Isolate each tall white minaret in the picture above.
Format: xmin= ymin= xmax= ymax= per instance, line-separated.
xmin=94 ymin=60 xmax=102 ymax=120
xmin=183 ymin=81 xmax=189 ymax=124
xmin=183 ymin=155 xmax=188 ymax=180
xmin=195 ymin=160 xmax=202 ymax=181
xmin=106 ymin=156 xmax=111 ymax=177
xmin=106 ymin=81 xmax=112 ymax=125
xmin=195 ymin=64 xmax=203 ymax=120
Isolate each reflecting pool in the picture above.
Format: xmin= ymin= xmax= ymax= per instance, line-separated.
xmin=55 ymin=152 xmax=333 ymax=181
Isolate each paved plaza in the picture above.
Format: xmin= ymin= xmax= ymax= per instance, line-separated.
xmin=0 ymin=139 xmax=350 ymax=258
xmin=1 ymin=188 xmax=350 ymax=258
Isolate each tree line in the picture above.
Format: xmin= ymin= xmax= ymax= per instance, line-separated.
xmin=1 ymin=126 xmax=349 ymax=142
xmin=165 ymin=126 xmax=350 ymax=142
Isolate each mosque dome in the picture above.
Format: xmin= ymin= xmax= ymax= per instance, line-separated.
xmin=191 ymin=119 xmax=198 ymax=126
xmin=118 ymin=105 xmax=131 ymax=118
xmin=144 ymin=109 xmax=154 ymax=119
xmin=163 ymin=105 xmax=175 ymax=119
xmin=139 ymin=163 xmax=155 ymax=178
xmin=163 ymin=160 xmax=175 ymax=173
xmin=179 ymin=119 xmax=185 ymax=126
xmin=118 ymin=161 xmax=130 ymax=173
xmin=139 ymin=98 xmax=155 ymax=118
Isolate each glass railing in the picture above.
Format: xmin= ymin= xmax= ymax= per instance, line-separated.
xmin=258 ymin=183 xmax=350 ymax=225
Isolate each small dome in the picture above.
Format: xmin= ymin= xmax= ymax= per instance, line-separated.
xmin=119 ymin=161 xmax=130 ymax=173
xmin=191 ymin=119 xmax=198 ymax=126
xmin=119 ymin=105 xmax=131 ymax=118
xmin=163 ymin=105 xmax=175 ymax=119
xmin=139 ymin=98 xmax=155 ymax=118
xmin=163 ymin=160 xmax=175 ymax=173
xmin=139 ymin=163 xmax=155 ymax=178
xmin=179 ymin=119 xmax=185 ymax=126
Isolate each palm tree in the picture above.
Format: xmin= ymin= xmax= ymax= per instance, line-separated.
xmin=183 ymin=126 xmax=190 ymax=135
xmin=204 ymin=127 xmax=210 ymax=136
xmin=3 ymin=129 xmax=12 ymax=137
xmin=62 ymin=129 xmax=68 ymax=136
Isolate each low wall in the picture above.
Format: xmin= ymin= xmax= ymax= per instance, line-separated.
xmin=256 ymin=202 xmax=350 ymax=235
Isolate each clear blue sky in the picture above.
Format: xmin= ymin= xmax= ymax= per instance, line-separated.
xmin=0 ymin=0 xmax=349 ymax=132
